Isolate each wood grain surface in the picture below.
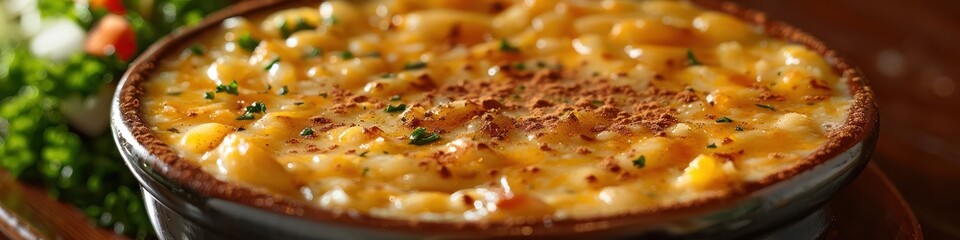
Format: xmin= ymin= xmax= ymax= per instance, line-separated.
xmin=730 ymin=1 xmax=960 ymax=239
xmin=0 ymin=171 xmax=123 ymax=240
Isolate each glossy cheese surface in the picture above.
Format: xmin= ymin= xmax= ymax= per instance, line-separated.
xmin=143 ymin=0 xmax=851 ymax=222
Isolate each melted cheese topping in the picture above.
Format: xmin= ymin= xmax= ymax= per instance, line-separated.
xmin=143 ymin=0 xmax=851 ymax=222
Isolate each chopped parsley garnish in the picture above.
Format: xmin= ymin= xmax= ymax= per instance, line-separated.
xmin=236 ymin=112 xmax=255 ymax=120
xmin=632 ymin=155 xmax=646 ymax=169
xmin=245 ymin=101 xmax=267 ymax=113
xmin=389 ymin=95 xmax=401 ymax=101
xmin=204 ymin=92 xmax=215 ymax=100
xmin=303 ymin=47 xmax=323 ymax=58
xmin=499 ymin=38 xmax=520 ymax=53
xmin=279 ymin=86 xmax=289 ymax=95
xmin=735 ymin=125 xmax=744 ymax=131
xmin=536 ymin=61 xmax=546 ymax=68
xmin=514 ymin=63 xmax=526 ymax=70
xmin=755 ymin=103 xmax=776 ymax=111
xmin=216 ymin=80 xmax=239 ymax=95
xmin=237 ymin=33 xmax=261 ymax=52
xmin=409 ymin=127 xmax=441 ymax=145
xmin=359 ymin=151 xmax=369 ymax=157
xmin=687 ymin=49 xmax=702 ymax=66
xmin=319 ymin=92 xmax=328 ymax=98
xmin=304 ymin=47 xmax=322 ymax=58
xmin=518 ymin=85 xmax=526 ymax=91
xmin=403 ymin=61 xmax=427 ymax=70
xmin=591 ymin=100 xmax=604 ymax=106
xmin=385 ymin=104 xmax=407 ymax=113
xmin=364 ymin=52 xmax=382 ymax=58
xmin=339 ymin=51 xmax=354 ymax=59
xmin=715 ymin=116 xmax=734 ymax=123
xmin=264 ymin=57 xmax=280 ymax=71
xmin=279 ymin=18 xmax=314 ymax=38
xmin=707 ymin=143 xmax=717 ymax=149
xmin=237 ymin=101 xmax=266 ymax=120
xmin=166 ymin=91 xmax=182 ymax=96
xmin=381 ymin=73 xmax=396 ymax=78
xmin=189 ymin=45 xmax=204 ymax=55
xmin=362 ymin=167 xmax=370 ymax=177
xmin=300 ymin=128 xmax=314 ymax=136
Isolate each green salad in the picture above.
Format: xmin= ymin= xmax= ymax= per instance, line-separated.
xmin=0 ymin=0 xmax=230 ymax=238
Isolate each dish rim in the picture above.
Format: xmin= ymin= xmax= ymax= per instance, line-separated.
xmin=112 ymin=0 xmax=880 ymax=235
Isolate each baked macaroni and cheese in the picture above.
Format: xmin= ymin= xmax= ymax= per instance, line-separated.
xmin=142 ymin=0 xmax=851 ymax=222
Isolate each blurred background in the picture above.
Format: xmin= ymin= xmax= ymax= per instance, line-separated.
xmin=1 ymin=0 xmax=958 ymax=239
xmin=731 ymin=0 xmax=960 ymax=239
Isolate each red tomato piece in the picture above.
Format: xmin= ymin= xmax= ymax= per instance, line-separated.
xmin=85 ymin=14 xmax=137 ymax=61
xmin=89 ymin=0 xmax=126 ymax=15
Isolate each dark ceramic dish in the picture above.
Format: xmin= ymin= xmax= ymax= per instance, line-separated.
xmin=110 ymin=0 xmax=879 ymax=239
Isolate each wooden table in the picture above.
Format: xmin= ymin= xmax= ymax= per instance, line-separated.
xmin=730 ymin=0 xmax=960 ymax=238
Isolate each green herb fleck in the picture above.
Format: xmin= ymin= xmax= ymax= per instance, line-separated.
xmin=381 ymin=73 xmax=396 ymax=78
xmin=204 ymin=92 xmax=215 ymax=100
xmin=755 ymin=103 xmax=775 ymax=111
xmin=364 ymin=52 xmax=382 ymax=58
xmin=359 ymin=151 xmax=369 ymax=157
xmin=409 ymin=127 xmax=441 ymax=146
xmin=245 ymin=101 xmax=267 ymax=114
xmin=389 ymin=95 xmax=401 ymax=101
xmin=216 ymin=80 xmax=239 ymax=95
xmin=264 ymin=57 xmax=280 ymax=71
xmin=166 ymin=91 xmax=182 ymax=96
xmin=237 ymin=101 xmax=266 ymax=121
xmin=189 ymin=45 xmax=204 ymax=55
xmin=236 ymin=112 xmax=255 ymax=120
xmin=385 ymin=104 xmax=407 ymax=113
xmin=304 ymin=47 xmax=322 ymax=58
xmin=339 ymin=51 xmax=354 ymax=60
xmin=518 ymin=85 xmax=526 ymax=91
xmin=715 ymin=116 xmax=734 ymax=123
xmin=514 ymin=63 xmax=526 ymax=70
xmin=237 ymin=33 xmax=261 ymax=52
xmin=687 ymin=49 xmax=702 ymax=66
xmin=362 ymin=167 xmax=370 ymax=177
xmin=591 ymin=100 xmax=604 ymax=106
xmin=707 ymin=143 xmax=717 ymax=149
xmin=632 ymin=155 xmax=646 ymax=169
xmin=403 ymin=61 xmax=427 ymax=70
xmin=499 ymin=38 xmax=520 ymax=53
xmin=279 ymin=86 xmax=289 ymax=95
xmin=320 ymin=92 xmax=328 ymax=98
xmin=300 ymin=128 xmax=314 ymax=136
xmin=536 ymin=61 xmax=546 ymax=68
xmin=280 ymin=18 xmax=314 ymax=38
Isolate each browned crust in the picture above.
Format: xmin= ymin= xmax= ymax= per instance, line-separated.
xmin=114 ymin=0 xmax=879 ymax=236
